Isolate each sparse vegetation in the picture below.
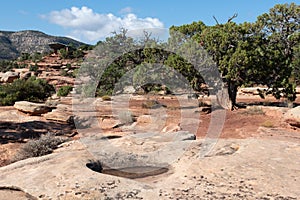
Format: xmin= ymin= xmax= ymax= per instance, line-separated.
xmin=241 ymin=106 xmax=265 ymax=115
xmin=58 ymin=46 xmax=86 ymax=59
xmin=57 ymin=85 xmax=73 ymax=97
xmin=12 ymin=133 xmax=68 ymax=162
xmin=18 ymin=52 xmax=44 ymax=62
xmin=142 ymin=99 xmax=162 ymax=109
xmin=60 ymin=69 xmax=68 ymax=77
xmin=19 ymin=52 xmax=31 ymax=61
xmin=0 ymin=60 xmax=21 ymax=72
xmin=29 ymin=64 xmax=38 ymax=72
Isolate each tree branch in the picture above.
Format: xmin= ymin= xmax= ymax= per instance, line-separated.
xmin=213 ymin=16 xmax=220 ymax=25
xmin=227 ymin=13 xmax=238 ymax=23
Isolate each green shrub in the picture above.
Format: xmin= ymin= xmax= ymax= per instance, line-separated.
xmin=66 ymin=63 xmax=71 ymax=69
xmin=0 ymin=60 xmax=20 ymax=72
xmin=31 ymin=52 xmax=43 ymax=62
xmin=19 ymin=52 xmax=31 ymax=61
xmin=72 ymin=68 xmax=79 ymax=78
xmin=0 ymin=76 xmax=55 ymax=106
xmin=72 ymin=49 xmax=84 ymax=58
xmin=13 ymin=133 xmax=68 ymax=162
xmin=96 ymin=88 xmax=113 ymax=97
xmin=58 ymin=48 xmax=69 ymax=59
xmin=60 ymin=69 xmax=68 ymax=77
xmin=57 ymin=85 xmax=73 ymax=97
xmin=29 ymin=64 xmax=38 ymax=72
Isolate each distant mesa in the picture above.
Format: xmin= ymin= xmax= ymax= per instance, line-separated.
xmin=0 ymin=30 xmax=87 ymax=60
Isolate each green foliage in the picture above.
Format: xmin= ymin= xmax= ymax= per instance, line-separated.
xmin=171 ymin=3 xmax=300 ymax=107
xmin=72 ymin=48 xmax=85 ymax=58
xmin=19 ymin=52 xmax=31 ymax=61
xmin=79 ymin=3 xmax=299 ymax=107
xmin=31 ymin=52 xmax=43 ymax=62
xmin=96 ymin=88 xmax=112 ymax=97
xmin=76 ymin=83 xmax=97 ymax=97
xmin=13 ymin=133 xmax=67 ymax=162
xmin=29 ymin=64 xmax=38 ymax=72
xmin=57 ymin=85 xmax=73 ymax=97
xmin=59 ymin=64 xmax=79 ymax=78
xmin=255 ymin=3 xmax=299 ymax=101
xmin=0 ymin=60 xmax=20 ymax=72
xmin=60 ymin=69 xmax=68 ymax=77
xmin=0 ymin=76 xmax=55 ymax=106
xmin=58 ymin=46 xmax=86 ymax=59
xmin=78 ymin=44 xmax=92 ymax=51
xmin=18 ymin=52 xmax=43 ymax=62
xmin=292 ymin=44 xmax=300 ymax=85
xmin=72 ymin=68 xmax=79 ymax=78
xmin=58 ymin=48 xmax=69 ymax=59
xmin=82 ymin=30 xmax=208 ymax=97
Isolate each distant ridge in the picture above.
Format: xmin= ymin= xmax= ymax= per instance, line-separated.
xmin=0 ymin=30 xmax=87 ymax=60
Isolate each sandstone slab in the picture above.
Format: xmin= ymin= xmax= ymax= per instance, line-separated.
xmin=0 ymin=138 xmax=299 ymax=199
xmin=43 ymin=110 xmax=73 ymax=124
xmin=0 ymin=71 xmax=19 ymax=83
xmin=284 ymin=106 xmax=300 ymax=128
xmin=14 ymin=101 xmax=51 ymax=116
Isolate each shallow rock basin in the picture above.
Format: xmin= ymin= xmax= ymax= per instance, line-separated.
xmin=86 ymin=161 xmax=169 ymax=179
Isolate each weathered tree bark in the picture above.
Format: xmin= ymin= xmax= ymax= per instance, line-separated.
xmin=216 ymin=80 xmax=238 ymax=110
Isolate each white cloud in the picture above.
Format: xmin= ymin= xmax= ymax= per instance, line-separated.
xmin=119 ymin=7 xmax=133 ymax=14
xmin=44 ymin=6 xmax=164 ymax=44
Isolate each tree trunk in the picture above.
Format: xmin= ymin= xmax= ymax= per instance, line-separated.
xmin=216 ymin=80 xmax=238 ymax=110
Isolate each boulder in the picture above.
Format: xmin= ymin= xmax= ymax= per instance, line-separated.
xmin=20 ymin=71 xmax=32 ymax=80
xmin=284 ymin=106 xmax=300 ymax=128
xmin=0 ymin=71 xmax=19 ymax=83
xmin=161 ymin=123 xmax=181 ymax=133
xmin=14 ymin=101 xmax=51 ymax=115
xmin=137 ymin=115 xmax=153 ymax=124
xmin=123 ymin=86 xmax=136 ymax=94
xmin=43 ymin=110 xmax=74 ymax=124
xmin=99 ymin=118 xmax=123 ymax=129
xmin=166 ymin=131 xmax=196 ymax=141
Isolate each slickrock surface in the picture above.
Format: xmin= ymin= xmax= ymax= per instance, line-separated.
xmin=0 ymin=135 xmax=299 ymax=199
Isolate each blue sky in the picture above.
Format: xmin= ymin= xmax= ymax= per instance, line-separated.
xmin=1 ymin=0 xmax=297 ymax=44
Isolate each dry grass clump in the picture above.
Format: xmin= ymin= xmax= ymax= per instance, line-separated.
xmin=142 ymin=99 xmax=163 ymax=109
xmin=101 ymin=95 xmax=112 ymax=101
xmin=241 ymin=106 xmax=265 ymax=115
xmin=13 ymin=133 xmax=68 ymax=162
xmin=261 ymin=120 xmax=275 ymax=128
